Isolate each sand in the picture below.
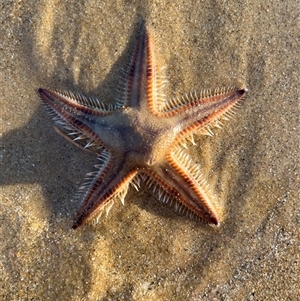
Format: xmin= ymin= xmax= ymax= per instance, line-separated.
xmin=1 ymin=1 xmax=299 ymax=300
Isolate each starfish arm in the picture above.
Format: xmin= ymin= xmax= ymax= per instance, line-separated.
xmin=120 ymin=20 xmax=147 ymax=108
xmin=39 ymin=88 xmax=118 ymax=115
xmin=164 ymin=88 xmax=247 ymax=141
xmin=142 ymin=156 xmax=220 ymax=225
xmin=120 ymin=21 xmax=166 ymax=113
xmin=39 ymin=88 xmax=117 ymax=152
xmin=72 ymin=150 xmax=137 ymax=228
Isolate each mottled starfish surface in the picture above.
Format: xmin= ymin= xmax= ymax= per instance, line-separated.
xmin=39 ymin=21 xmax=247 ymax=229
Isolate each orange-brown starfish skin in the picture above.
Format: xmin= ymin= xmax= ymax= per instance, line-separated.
xmin=38 ymin=20 xmax=247 ymax=229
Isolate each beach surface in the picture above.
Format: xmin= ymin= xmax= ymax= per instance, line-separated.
xmin=1 ymin=1 xmax=299 ymax=300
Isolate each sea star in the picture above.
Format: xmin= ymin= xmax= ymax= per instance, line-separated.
xmin=38 ymin=20 xmax=247 ymax=229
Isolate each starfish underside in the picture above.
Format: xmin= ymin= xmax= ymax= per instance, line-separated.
xmin=39 ymin=20 xmax=247 ymax=229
